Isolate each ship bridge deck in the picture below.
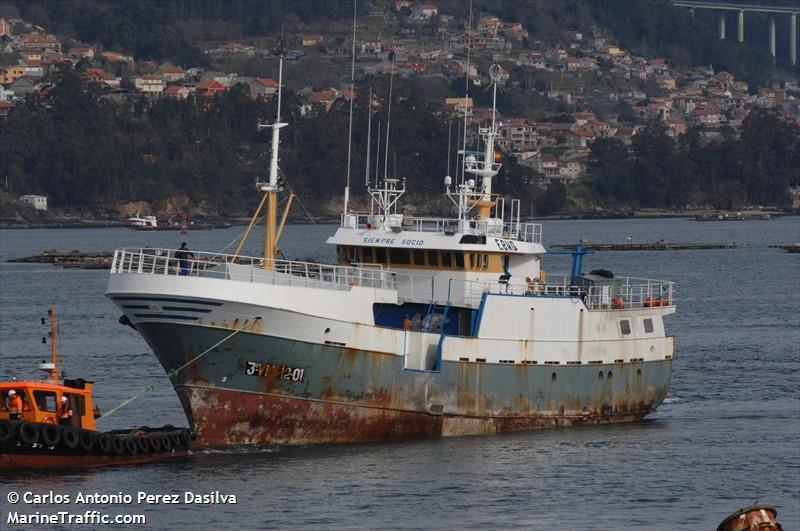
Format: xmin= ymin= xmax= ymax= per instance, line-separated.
xmin=110 ymin=249 xmax=674 ymax=311
xmin=341 ymin=213 xmax=542 ymax=244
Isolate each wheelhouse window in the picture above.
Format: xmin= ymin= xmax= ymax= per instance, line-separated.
xmin=441 ymin=251 xmax=452 ymax=267
xmin=427 ymin=250 xmax=439 ymax=266
xmin=389 ymin=248 xmax=411 ymax=265
xmin=469 ymin=254 xmax=476 ymax=270
xmin=454 ymin=252 xmax=464 ymax=269
xmin=361 ymin=247 xmax=374 ymax=263
xmin=346 ymin=246 xmax=358 ymax=262
xmin=33 ymin=390 xmax=57 ymax=412
xmin=620 ymin=320 xmax=632 ymax=335
xmin=643 ymin=318 xmax=654 ymax=334
xmin=413 ymin=250 xmax=425 ymax=266
xmin=375 ymin=248 xmax=386 ymax=264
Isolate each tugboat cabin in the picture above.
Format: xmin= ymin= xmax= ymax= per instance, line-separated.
xmin=0 ymin=379 xmax=97 ymax=430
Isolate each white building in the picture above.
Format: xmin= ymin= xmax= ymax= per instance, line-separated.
xmin=20 ymin=194 xmax=47 ymax=210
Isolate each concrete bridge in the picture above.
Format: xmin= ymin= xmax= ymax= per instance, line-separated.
xmin=672 ymin=0 xmax=799 ymax=65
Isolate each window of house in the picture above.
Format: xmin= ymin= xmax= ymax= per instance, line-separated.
xmin=643 ymin=318 xmax=654 ymax=334
xmin=34 ymin=390 xmax=57 ymax=412
xmin=413 ymin=250 xmax=425 ymax=266
xmin=620 ymin=320 xmax=632 ymax=335
xmin=455 ymin=252 xmax=465 ymax=269
xmin=441 ymin=252 xmax=452 ymax=267
xmin=389 ymin=248 xmax=411 ymax=265
xmin=375 ymin=248 xmax=386 ymax=264
xmin=427 ymin=250 xmax=439 ymax=266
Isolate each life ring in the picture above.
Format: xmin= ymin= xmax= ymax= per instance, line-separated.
xmin=644 ymin=296 xmax=657 ymax=308
xmin=611 ymin=298 xmax=625 ymax=309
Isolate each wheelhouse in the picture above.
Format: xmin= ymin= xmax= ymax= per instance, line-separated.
xmin=0 ymin=380 xmax=98 ymax=430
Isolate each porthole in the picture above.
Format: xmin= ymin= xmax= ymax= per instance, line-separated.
xmin=598 ymin=371 xmax=604 ymax=380
xmin=607 ymin=371 xmax=613 ymax=381
xmin=551 ymin=372 xmax=557 ymax=382
xmin=636 ymin=369 xmax=642 ymax=378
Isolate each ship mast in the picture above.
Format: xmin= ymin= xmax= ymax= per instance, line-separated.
xmin=258 ymin=53 xmax=287 ymax=269
xmin=445 ymin=64 xmax=502 ymax=222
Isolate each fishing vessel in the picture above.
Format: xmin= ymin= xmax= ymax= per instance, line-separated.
xmin=105 ymin=61 xmax=676 ymax=446
xmin=1 ymin=307 xmax=192 ymax=469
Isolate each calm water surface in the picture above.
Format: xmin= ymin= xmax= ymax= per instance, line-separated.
xmin=1 ymin=217 xmax=798 ymax=530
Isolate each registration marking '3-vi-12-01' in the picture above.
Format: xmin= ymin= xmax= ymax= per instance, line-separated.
xmin=245 ymin=361 xmax=305 ymax=382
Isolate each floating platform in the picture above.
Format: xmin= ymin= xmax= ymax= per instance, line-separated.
xmin=7 ymin=249 xmax=114 ymax=269
xmin=768 ymin=244 xmax=800 ymax=253
xmin=550 ymin=241 xmax=739 ymax=251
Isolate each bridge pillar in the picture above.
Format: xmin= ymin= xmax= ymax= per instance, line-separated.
xmin=769 ymin=16 xmax=776 ymax=60
xmin=792 ymin=14 xmax=797 ymax=66
xmin=719 ymin=13 xmax=726 ymax=40
xmin=737 ymin=10 xmax=744 ymax=42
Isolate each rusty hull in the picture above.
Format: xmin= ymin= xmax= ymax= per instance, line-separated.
xmin=136 ymin=323 xmax=672 ymax=446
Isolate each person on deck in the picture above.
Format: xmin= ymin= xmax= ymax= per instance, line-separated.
xmin=7 ymin=390 xmax=23 ymax=420
xmin=174 ymin=242 xmax=194 ymax=276
xmin=58 ymin=396 xmax=73 ymax=426
xmin=402 ymin=315 xmax=412 ymax=331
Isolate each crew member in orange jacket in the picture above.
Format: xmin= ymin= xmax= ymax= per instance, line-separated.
xmin=58 ymin=396 xmax=73 ymax=426
xmin=7 ymin=390 xmax=23 ymax=420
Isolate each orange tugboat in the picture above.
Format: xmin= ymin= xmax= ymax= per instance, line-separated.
xmin=0 ymin=307 xmax=193 ymax=470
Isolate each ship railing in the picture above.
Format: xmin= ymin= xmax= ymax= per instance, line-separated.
xmin=110 ymin=248 xmax=408 ymax=291
xmin=341 ymin=213 xmax=543 ymax=243
xmin=447 ymin=275 xmax=675 ymax=310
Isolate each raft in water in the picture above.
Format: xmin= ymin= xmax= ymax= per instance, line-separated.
xmin=550 ymin=241 xmax=739 ymax=251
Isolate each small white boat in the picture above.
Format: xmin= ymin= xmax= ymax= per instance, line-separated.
xmin=127 ymin=212 xmax=158 ymax=230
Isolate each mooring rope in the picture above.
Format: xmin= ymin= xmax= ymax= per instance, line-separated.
xmin=98 ymin=316 xmax=262 ymax=422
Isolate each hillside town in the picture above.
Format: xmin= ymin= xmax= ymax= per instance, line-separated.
xmin=0 ymin=2 xmax=798 ymax=200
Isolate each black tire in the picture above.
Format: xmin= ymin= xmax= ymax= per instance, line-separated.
xmin=98 ymin=434 xmax=114 ymax=454
xmin=112 ymin=436 xmax=125 ymax=455
xmin=147 ymin=436 xmax=163 ymax=453
xmin=136 ymin=436 xmax=150 ymax=453
xmin=18 ymin=422 xmax=40 ymax=445
xmin=0 ymin=419 xmax=17 ymax=443
xmin=124 ymin=437 xmax=138 ymax=456
xmin=62 ymin=427 xmax=80 ymax=450
xmin=41 ymin=424 xmax=61 ymax=447
xmin=160 ymin=434 xmax=174 ymax=452
xmin=79 ymin=430 xmax=96 ymax=452
xmin=169 ymin=432 xmax=182 ymax=448
xmin=178 ymin=431 xmax=192 ymax=448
